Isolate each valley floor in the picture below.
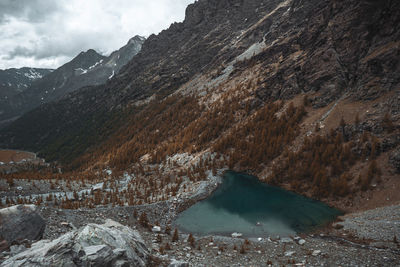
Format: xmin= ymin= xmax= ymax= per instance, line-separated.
xmin=31 ymin=202 xmax=400 ymax=266
xmin=1 ymin=170 xmax=399 ymax=266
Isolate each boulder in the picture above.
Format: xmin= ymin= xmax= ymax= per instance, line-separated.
xmin=1 ymin=219 xmax=149 ymax=267
xmin=0 ymin=205 xmax=45 ymax=250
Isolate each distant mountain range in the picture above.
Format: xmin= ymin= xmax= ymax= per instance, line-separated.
xmin=0 ymin=68 xmax=53 ymax=100
xmin=0 ymin=35 xmax=145 ymax=126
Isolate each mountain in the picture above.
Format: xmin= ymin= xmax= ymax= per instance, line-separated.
xmin=0 ymin=35 xmax=145 ymax=125
xmin=1 ymin=0 xmax=399 ymax=202
xmin=0 ymin=67 xmax=53 ymax=100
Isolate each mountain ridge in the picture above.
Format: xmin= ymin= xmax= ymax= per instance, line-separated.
xmin=0 ymin=67 xmax=53 ymax=100
xmin=0 ymin=0 xmax=399 ymax=206
xmin=0 ymin=35 xmax=145 ymax=126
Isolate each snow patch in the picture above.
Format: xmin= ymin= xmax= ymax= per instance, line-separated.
xmin=24 ymin=69 xmax=44 ymax=80
xmin=75 ymin=68 xmax=88 ymax=75
xmin=88 ymin=60 xmax=103 ymax=70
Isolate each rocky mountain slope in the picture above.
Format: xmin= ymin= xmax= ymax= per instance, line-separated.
xmin=0 ymin=36 xmax=145 ymax=126
xmin=0 ymin=0 xmax=399 ymax=206
xmin=0 ymin=68 xmax=53 ymax=101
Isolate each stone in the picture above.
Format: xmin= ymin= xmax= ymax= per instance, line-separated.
xmin=1 ymin=219 xmax=149 ymax=267
xmin=0 ymin=205 xmax=45 ymax=251
xmin=280 ymin=237 xmax=293 ymax=243
xmin=284 ymin=251 xmax=296 ymax=257
xmin=152 ymin=226 xmax=161 ymax=233
xmin=298 ymin=239 xmax=306 ymax=245
xmin=231 ymin=232 xmax=243 ymax=238
xmin=312 ymin=250 xmax=322 ymax=256
xmin=169 ymin=259 xmax=190 ymax=267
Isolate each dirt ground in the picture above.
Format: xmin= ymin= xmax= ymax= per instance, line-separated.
xmin=0 ymin=150 xmax=36 ymax=163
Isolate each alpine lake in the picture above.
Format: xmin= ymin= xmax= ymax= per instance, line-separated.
xmin=175 ymin=171 xmax=342 ymax=237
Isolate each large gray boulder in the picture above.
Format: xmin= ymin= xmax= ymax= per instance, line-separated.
xmin=1 ymin=219 xmax=149 ymax=267
xmin=0 ymin=205 xmax=45 ymax=249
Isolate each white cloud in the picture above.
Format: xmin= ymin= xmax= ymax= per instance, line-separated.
xmin=0 ymin=0 xmax=194 ymax=69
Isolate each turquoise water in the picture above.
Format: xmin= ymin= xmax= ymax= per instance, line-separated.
xmin=175 ymin=171 xmax=342 ymax=237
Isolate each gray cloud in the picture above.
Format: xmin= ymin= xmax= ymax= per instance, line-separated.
xmin=0 ymin=0 xmax=194 ymax=69
xmin=0 ymin=0 xmax=62 ymax=23
xmin=5 ymin=46 xmax=35 ymax=59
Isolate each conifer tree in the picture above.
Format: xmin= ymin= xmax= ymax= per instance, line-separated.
xmin=172 ymin=228 xmax=179 ymax=242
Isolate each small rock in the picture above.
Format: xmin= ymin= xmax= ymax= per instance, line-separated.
xmin=280 ymin=237 xmax=293 ymax=243
xmin=231 ymin=232 xmax=242 ymax=238
xmin=298 ymin=239 xmax=306 ymax=245
xmin=284 ymin=251 xmax=296 ymax=257
xmin=152 ymin=226 xmax=161 ymax=233
xmin=169 ymin=259 xmax=189 ymax=267
xmin=312 ymin=250 xmax=321 ymax=256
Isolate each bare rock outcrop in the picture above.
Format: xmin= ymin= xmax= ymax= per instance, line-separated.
xmin=1 ymin=220 xmax=149 ymax=267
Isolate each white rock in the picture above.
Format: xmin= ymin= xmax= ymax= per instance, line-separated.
xmin=152 ymin=226 xmax=161 ymax=233
xmin=298 ymin=239 xmax=306 ymax=245
xmin=169 ymin=259 xmax=189 ymax=267
xmin=284 ymin=251 xmax=296 ymax=257
xmin=312 ymin=250 xmax=321 ymax=256
xmin=231 ymin=232 xmax=243 ymax=238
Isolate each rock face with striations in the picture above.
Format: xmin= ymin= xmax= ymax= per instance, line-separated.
xmin=0 ymin=205 xmax=45 ymax=250
xmin=1 ymin=219 xmax=149 ymax=267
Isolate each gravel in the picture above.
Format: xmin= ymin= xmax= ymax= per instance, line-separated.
xmin=337 ymin=204 xmax=400 ymax=241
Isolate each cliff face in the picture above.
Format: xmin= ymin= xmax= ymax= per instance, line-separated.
xmin=251 ymin=0 xmax=400 ymax=107
xmin=0 ymin=0 xmax=399 ymax=180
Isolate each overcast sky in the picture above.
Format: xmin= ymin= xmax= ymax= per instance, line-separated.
xmin=0 ymin=0 xmax=194 ymax=70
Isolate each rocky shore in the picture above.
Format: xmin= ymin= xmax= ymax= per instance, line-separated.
xmin=0 ymin=198 xmax=399 ymax=266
